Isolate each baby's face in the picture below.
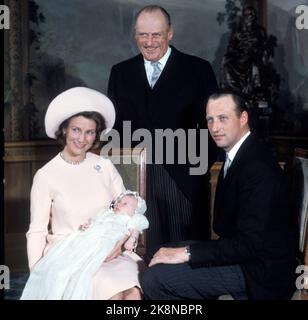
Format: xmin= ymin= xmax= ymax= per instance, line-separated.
xmin=114 ymin=195 xmax=137 ymax=216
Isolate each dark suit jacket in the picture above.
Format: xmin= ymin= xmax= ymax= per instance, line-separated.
xmin=108 ymin=46 xmax=218 ymax=238
xmin=190 ymin=134 xmax=298 ymax=299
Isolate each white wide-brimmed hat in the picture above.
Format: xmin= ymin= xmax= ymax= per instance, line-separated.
xmin=44 ymin=87 xmax=115 ymax=138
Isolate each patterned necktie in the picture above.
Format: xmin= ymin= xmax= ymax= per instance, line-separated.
xmin=150 ymin=61 xmax=161 ymax=88
xmin=223 ymin=155 xmax=231 ymax=178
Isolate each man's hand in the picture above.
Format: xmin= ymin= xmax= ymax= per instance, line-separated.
xmin=149 ymin=247 xmax=189 ymax=267
xmin=105 ymin=234 xmax=130 ymax=262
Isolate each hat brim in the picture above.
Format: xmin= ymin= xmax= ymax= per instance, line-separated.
xmin=45 ymin=87 xmax=115 ymax=139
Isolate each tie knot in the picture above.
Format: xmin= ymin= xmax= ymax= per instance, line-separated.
xmin=151 ymin=61 xmax=161 ymax=69
xmin=226 ymin=155 xmax=231 ymax=167
xmin=226 ymin=154 xmax=230 ymax=163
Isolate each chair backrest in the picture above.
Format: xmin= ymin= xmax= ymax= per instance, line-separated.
xmin=99 ymin=147 xmax=147 ymax=256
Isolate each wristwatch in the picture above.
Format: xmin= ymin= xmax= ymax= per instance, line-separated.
xmin=185 ymin=246 xmax=191 ymax=261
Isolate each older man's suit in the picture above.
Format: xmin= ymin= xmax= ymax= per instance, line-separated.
xmin=190 ymin=134 xmax=298 ymax=299
xmin=108 ymin=46 xmax=218 ymax=255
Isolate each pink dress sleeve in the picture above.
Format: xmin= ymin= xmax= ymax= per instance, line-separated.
xmin=106 ymin=159 xmax=126 ymax=199
xmin=26 ymin=169 xmax=52 ymax=270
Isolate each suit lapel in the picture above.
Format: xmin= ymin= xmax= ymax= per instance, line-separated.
xmin=215 ymin=134 xmax=255 ymax=212
xmin=214 ymin=166 xmax=225 ymax=213
xmin=223 ymin=134 xmax=255 ymax=182
xmin=127 ymin=55 xmax=153 ymax=128
xmin=135 ymin=54 xmax=149 ymax=88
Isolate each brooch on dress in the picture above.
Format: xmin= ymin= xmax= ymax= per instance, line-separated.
xmin=94 ymin=164 xmax=101 ymax=172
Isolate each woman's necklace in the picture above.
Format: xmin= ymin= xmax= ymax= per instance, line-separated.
xmin=60 ymin=152 xmax=86 ymax=165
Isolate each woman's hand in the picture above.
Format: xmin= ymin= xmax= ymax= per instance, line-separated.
xmin=123 ymin=229 xmax=139 ymax=251
xmin=105 ymin=234 xmax=130 ymax=262
xmin=124 ymin=235 xmax=138 ymax=251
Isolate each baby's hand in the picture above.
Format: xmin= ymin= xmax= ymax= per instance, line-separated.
xmin=79 ymin=218 xmax=92 ymax=231
xmin=124 ymin=236 xmax=138 ymax=251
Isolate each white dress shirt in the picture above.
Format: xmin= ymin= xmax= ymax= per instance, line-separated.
xmin=225 ymin=131 xmax=251 ymax=167
xmin=144 ymin=46 xmax=172 ymax=85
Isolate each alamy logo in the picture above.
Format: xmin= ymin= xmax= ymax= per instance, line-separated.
xmin=0 ymin=265 xmax=10 ymax=290
xmin=100 ymin=122 xmax=209 ymax=175
xmin=295 ymin=5 xmax=308 ymax=30
xmin=0 ymin=5 xmax=10 ymax=30
xmin=295 ymin=265 xmax=308 ymax=290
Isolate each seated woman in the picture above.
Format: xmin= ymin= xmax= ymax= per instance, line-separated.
xmin=25 ymin=87 xmax=147 ymax=300
xmin=21 ymin=191 xmax=149 ymax=300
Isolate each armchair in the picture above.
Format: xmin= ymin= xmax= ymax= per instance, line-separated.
xmin=99 ymin=147 xmax=147 ymax=257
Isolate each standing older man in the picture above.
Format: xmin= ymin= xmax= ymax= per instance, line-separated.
xmin=141 ymin=89 xmax=298 ymax=300
xmin=108 ymin=5 xmax=218 ymax=258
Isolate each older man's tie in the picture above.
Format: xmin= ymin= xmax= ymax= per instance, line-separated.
xmin=150 ymin=61 xmax=161 ymax=88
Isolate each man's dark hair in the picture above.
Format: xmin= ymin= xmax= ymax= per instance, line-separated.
xmin=207 ymin=88 xmax=250 ymax=117
xmin=135 ymin=5 xmax=171 ymax=27
xmin=55 ymin=111 xmax=106 ymax=149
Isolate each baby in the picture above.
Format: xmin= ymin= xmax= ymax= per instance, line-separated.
xmin=79 ymin=192 xmax=144 ymax=251
xmin=20 ymin=190 xmax=149 ymax=300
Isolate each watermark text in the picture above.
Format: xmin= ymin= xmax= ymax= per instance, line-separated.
xmin=295 ymin=265 xmax=308 ymax=290
xmin=0 ymin=5 xmax=10 ymax=30
xmin=295 ymin=5 xmax=308 ymax=30
xmin=0 ymin=265 xmax=10 ymax=290
xmin=100 ymin=122 xmax=209 ymax=175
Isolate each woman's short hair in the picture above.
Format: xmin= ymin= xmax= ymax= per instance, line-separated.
xmin=55 ymin=111 xmax=106 ymax=149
